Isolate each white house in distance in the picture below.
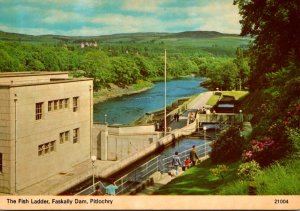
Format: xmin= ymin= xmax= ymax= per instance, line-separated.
xmin=0 ymin=72 xmax=93 ymax=194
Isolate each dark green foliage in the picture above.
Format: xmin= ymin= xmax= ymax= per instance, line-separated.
xmin=210 ymin=126 xmax=245 ymax=164
xmin=234 ymin=0 xmax=300 ymax=91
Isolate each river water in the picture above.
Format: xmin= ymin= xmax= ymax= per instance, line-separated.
xmin=93 ymin=77 xmax=207 ymax=125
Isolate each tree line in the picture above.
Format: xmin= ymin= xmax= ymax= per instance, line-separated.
xmin=0 ymin=39 xmax=250 ymax=91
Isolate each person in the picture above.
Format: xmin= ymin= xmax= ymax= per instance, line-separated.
xmin=92 ymin=185 xmax=101 ymax=195
xmin=105 ymin=182 xmax=118 ymax=195
xmin=184 ymin=157 xmax=191 ymax=169
xmin=189 ymin=145 xmax=199 ymax=166
xmin=172 ymin=151 xmax=182 ymax=176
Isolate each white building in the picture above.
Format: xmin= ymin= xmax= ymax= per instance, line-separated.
xmin=0 ymin=72 xmax=93 ymax=194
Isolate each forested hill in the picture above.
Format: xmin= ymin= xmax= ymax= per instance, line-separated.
xmin=0 ymin=30 xmax=240 ymax=43
xmin=0 ymin=29 xmax=251 ymax=91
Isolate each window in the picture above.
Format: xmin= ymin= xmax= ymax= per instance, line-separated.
xmin=73 ymin=97 xmax=79 ymax=112
xmin=64 ymin=98 xmax=69 ymax=108
xmin=36 ymin=102 xmax=43 ymax=120
xmin=65 ymin=131 xmax=69 ymax=142
xmin=73 ymin=128 xmax=79 ymax=143
xmin=38 ymin=145 xmax=44 ymax=156
xmin=59 ymin=133 xmax=64 ymax=144
xmin=38 ymin=141 xmax=56 ymax=156
xmin=48 ymin=101 xmax=52 ymax=112
xmin=54 ymin=100 xmax=58 ymax=110
xmin=59 ymin=131 xmax=70 ymax=144
xmin=44 ymin=143 xmax=49 ymax=154
xmin=0 ymin=153 xmax=2 ymax=173
xmin=50 ymin=141 xmax=55 ymax=151
xmin=59 ymin=99 xmax=63 ymax=109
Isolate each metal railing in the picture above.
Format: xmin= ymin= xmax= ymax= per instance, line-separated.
xmin=114 ymin=155 xmax=162 ymax=195
xmin=160 ymin=141 xmax=212 ymax=173
xmin=75 ymin=140 xmax=212 ymax=195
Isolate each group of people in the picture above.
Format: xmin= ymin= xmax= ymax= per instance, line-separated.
xmin=171 ymin=145 xmax=199 ymax=176
xmin=173 ymin=113 xmax=180 ymax=122
xmin=92 ymin=181 xmax=118 ymax=196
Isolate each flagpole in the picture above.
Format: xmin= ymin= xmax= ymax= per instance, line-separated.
xmin=164 ymin=49 xmax=167 ymax=136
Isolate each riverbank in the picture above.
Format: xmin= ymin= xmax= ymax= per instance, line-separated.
xmin=93 ymin=80 xmax=154 ymax=104
xmin=92 ymin=75 xmax=198 ymax=104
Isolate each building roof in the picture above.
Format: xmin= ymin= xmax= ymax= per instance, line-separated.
xmin=0 ymin=71 xmax=92 ymax=88
xmin=0 ymin=71 xmax=69 ymax=78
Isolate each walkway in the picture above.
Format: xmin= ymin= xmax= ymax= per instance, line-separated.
xmin=169 ymin=91 xmax=213 ymax=130
xmin=17 ymin=159 xmax=117 ymax=195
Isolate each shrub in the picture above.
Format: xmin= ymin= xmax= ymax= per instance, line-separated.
xmin=287 ymin=128 xmax=300 ymax=154
xmin=237 ymin=160 xmax=261 ymax=181
xmin=209 ymin=165 xmax=229 ymax=180
xmin=210 ymin=126 xmax=245 ymax=163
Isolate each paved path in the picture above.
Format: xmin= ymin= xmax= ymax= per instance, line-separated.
xmin=17 ymin=159 xmax=117 ymax=195
xmin=169 ymin=91 xmax=213 ymax=130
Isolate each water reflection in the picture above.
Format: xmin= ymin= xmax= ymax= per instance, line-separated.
xmin=94 ymin=77 xmax=207 ymax=124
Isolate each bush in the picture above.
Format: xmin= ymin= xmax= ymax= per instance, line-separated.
xmin=242 ymin=136 xmax=280 ymax=166
xmin=210 ymin=126 xmax=245 ymax=163
xmin=287 ymin=128 xmax=300 ymax=154
xmin=237 ymin=160 xmax=261 ymax=181
xmin=209 ymin=165 xmax=229 ymax=180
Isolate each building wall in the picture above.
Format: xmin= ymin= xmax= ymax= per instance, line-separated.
xmin=0 ymin=88 xmax=12 ymax=193
xmin=9 ymin=79 xmax=92 ymax=192
xmin=93 ymin=124 xmax=159 ymax=161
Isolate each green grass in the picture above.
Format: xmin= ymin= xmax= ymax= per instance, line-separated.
xmin=206 ymin=95 xmax=221 ymax=106
xmin=207 ymin=91 xmax=249 ymax=106
xmin=153 ymin=158 xmax=300 ymax=195
xmin=130 ymin=80 xmax=153 ymax=91
xmin=254 ymin=159 xmax=300 ymax=195
xmin=153 ymin=159 xmax=241 ymax=195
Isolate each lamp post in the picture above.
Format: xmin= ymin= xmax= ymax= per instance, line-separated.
xmin=203 ymin=126 xmax=207 ymax=156
xmin=239 ymin=110 xmax=243 ymax=123
xmin=91 ymin=155 xmax=96 ymax=191
xmin=104 ymin=114 xmax=107 ymax=124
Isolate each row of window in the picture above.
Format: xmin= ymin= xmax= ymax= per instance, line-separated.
xmin=38 ymin=128 xmax=80 ymax=156
xmin=36 ymin=97 xmax=79 ymax=120
xmin=38 ymin=141 xmax=56 ymax=156
xmin=48 ymin=98 xmax=69 ymax=112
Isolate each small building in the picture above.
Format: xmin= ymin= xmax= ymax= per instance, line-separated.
xmin=214 ymin=95 xmax=236 ymax=113
xmin=0 ymin=72 xmax=93 ymax=194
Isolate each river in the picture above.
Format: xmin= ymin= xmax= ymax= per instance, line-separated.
xmin=93 ymin=77 xmax=207 ymax=125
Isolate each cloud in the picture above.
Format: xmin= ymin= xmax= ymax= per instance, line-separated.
xmin=25 ymin=0 xmax=108 ymax=7
xmin=122 ymin=0 xmax=164 ymax=13
xmin=41 ymin=10 xmax=87 ymax=24
xmin=91 ymin=14 xmax=166 ymax=34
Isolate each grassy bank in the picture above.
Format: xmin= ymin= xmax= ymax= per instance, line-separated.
xmin=153 ymin=157 xmax=300 ymax=195
xmin=206 ymin=91 xmax=249 ymax=106
xmin=153 ymin=159 xmax=241 ymax=195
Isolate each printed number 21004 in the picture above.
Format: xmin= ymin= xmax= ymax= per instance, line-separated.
xmin=274 ymin=199 xmax=288 ymax=204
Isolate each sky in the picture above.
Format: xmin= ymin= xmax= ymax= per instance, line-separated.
xmin=0 ymin=0 xmax=241 ymax=36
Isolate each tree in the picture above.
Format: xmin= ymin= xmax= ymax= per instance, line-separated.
xmin=234 ymin=0 xmax=300 ymax=90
